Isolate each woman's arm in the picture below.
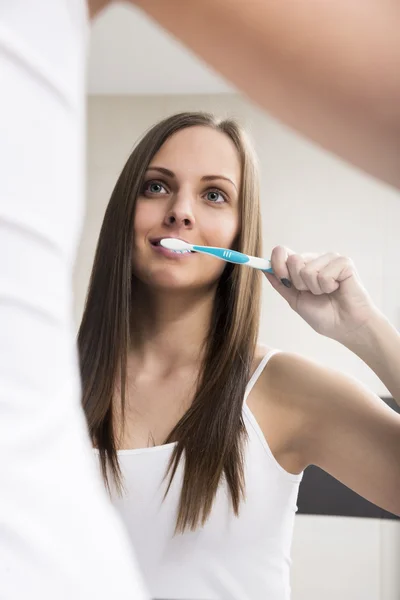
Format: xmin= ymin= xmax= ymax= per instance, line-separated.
xmin=129 ymin=0 xmax=400 ymax=188
xmin=264 ymin=248 xmax=400 ymax=515
xmin=340 ymin=312 xmax=400 ymax=405
xmin=267 ymin=351 xmax=400 ymax=517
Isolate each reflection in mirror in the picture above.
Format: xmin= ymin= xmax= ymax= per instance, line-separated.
xmin=77 ymin=94 xmax=400 ymax=600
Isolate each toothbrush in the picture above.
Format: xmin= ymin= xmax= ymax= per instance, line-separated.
xmin=159 ymin=238 xmax=274 ymax=273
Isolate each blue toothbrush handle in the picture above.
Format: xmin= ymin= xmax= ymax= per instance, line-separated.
xmin=192 ymin=245 xmax=273 ymax=273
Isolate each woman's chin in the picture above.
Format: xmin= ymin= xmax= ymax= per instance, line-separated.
xmin=145 ymin=272 xmax=217 ymax=294
xmin=133 ymin=264 xmax=222 ymax=292
xmin=150 ymin=277 xmax=203 ymax=292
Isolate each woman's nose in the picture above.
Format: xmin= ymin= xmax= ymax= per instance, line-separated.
xmin=164 ymin=194 xmax=195 ymax=228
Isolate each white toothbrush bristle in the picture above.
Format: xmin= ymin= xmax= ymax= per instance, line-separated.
xmin=159 ymin=238 xmax=191 ymax=251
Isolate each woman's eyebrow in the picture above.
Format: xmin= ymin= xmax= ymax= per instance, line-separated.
xmin=146 ymin=166 xmax=238 ymax=191
xmin=201 ymin=174 xmax=237 ymax=191
xmin=146 ymin=166 xmax=174 ymax=177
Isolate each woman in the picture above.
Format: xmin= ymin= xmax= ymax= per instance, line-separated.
xmin=78 ymin=112 xmax=400 ymax=600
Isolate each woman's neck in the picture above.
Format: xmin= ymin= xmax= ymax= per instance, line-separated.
xmin=129 ymin=287 xmax=215 ymax=375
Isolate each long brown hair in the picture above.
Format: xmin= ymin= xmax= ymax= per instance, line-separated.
xmin=78 ymin=112 xmax=263 ymax=533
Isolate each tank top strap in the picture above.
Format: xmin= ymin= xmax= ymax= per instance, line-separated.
xmin=244 ymin=348 xmax=281 ymax=404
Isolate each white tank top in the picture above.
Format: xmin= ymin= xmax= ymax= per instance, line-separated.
xmin=110 ymin=349 xmax=303 ymax=600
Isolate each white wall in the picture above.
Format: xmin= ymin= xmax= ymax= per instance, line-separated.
xmin=291 ymin=516 xmax=400 ymax=600
xmin=76 ymin=94 xmax=400 ymax=600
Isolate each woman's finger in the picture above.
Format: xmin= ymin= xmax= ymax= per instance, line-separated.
xmin=317 ymin=256 xmax=355 ymax=293
xmin=299 ymin=253 xmax=340 ymax=295
xmin=270 ymin=245 xmax=294 ymax=287
xmin=286 ymin=253 xmax=309 ymax=291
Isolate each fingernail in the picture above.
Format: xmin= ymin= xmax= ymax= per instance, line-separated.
xmin=280 ymin=278 xmax=292 ymax=288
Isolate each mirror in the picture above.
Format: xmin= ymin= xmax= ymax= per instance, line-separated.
xmin=76 ymin=4 xmax=400 ymax=600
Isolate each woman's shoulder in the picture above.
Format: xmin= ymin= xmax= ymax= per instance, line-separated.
xmin=251 ymin=346 xmax=347 ymax=471
xmin=252 ymin=343 xmax=275 ymax=368
xmin=255 ymin=346 xmax=343 ymax=419
xmin=249 ymin=345 xmax=324 ymax=472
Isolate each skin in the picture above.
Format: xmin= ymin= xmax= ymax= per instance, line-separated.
xmin=89 ymin=0 xmax=400 ymax=189
xmin=115 ymin=124 xmax=400 ymax=517
xmin=132 ymin=126 xmax=241 ymax=294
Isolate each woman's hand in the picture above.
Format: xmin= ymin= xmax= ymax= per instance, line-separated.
xmin=265 ymin=246 xmax=380 ymax=343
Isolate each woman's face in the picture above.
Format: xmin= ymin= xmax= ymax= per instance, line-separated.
xmin=132 ymin=126 xmax=241 ymax=291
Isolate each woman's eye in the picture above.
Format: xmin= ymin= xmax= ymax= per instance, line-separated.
xmin=205 ymin=189 xmax=227 ymax=204
xmin=143 ymin=181 xmax=168 ymax=195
